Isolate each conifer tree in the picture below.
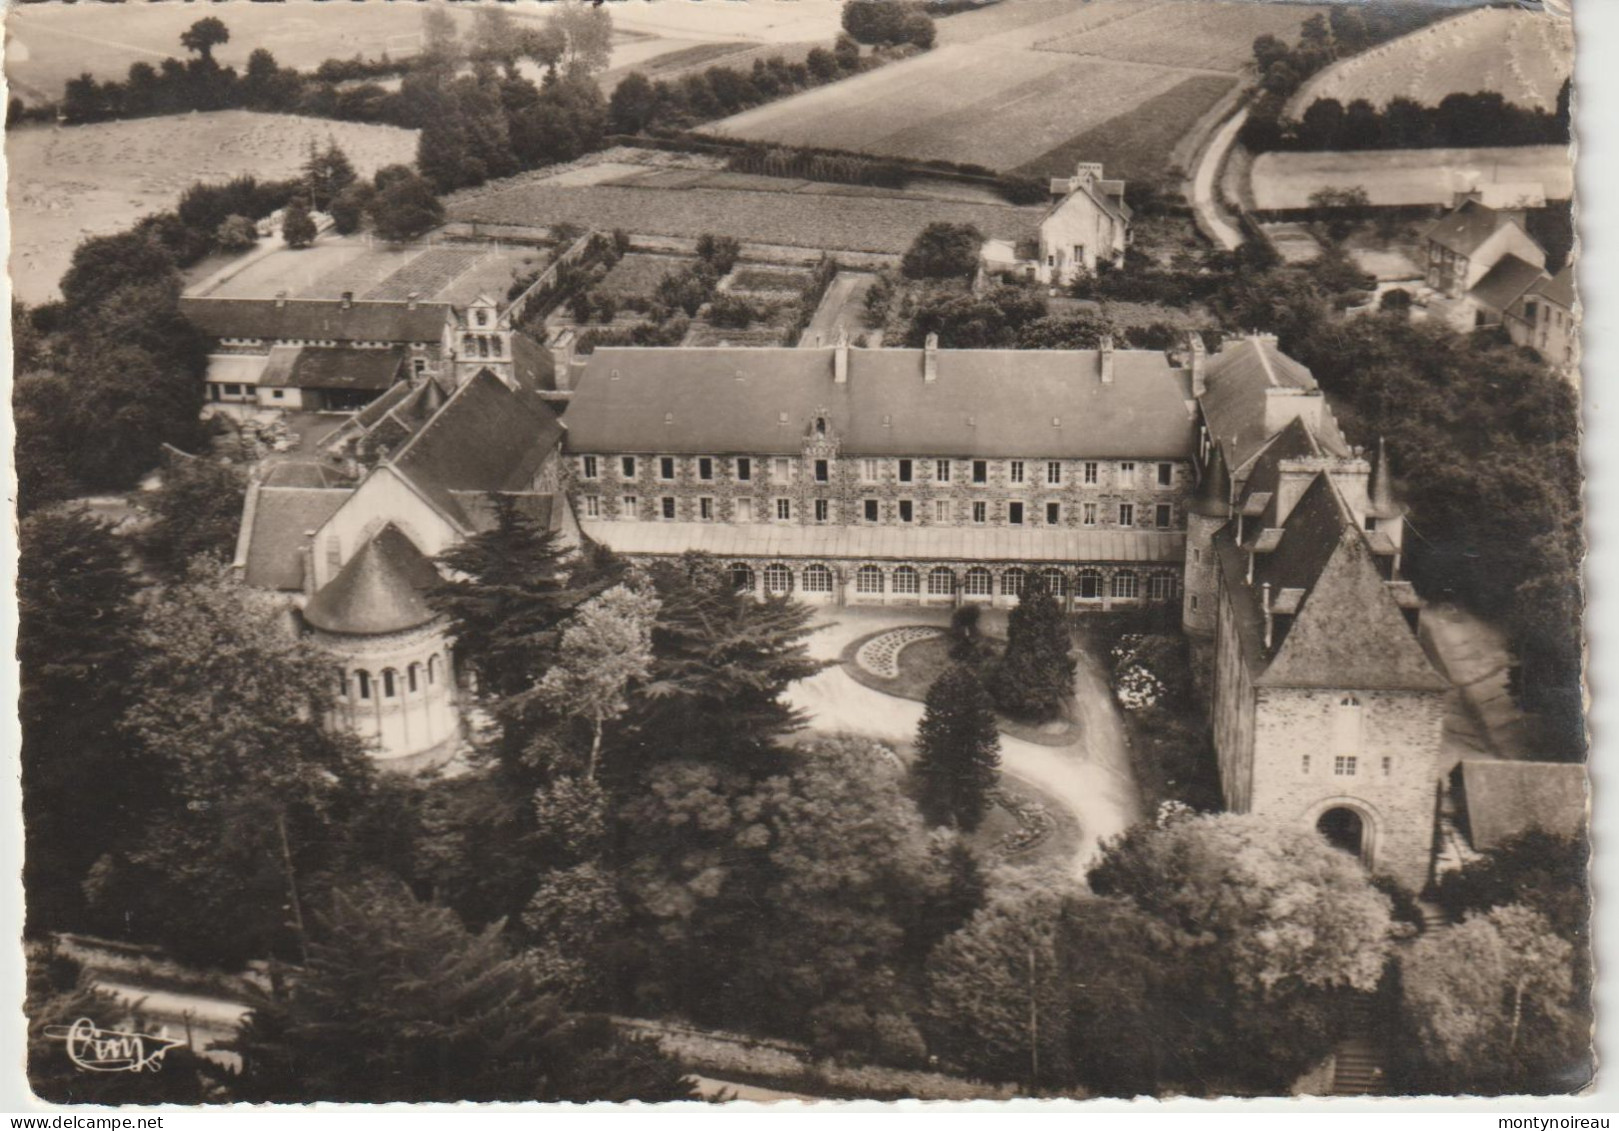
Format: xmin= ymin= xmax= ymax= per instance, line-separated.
xmin=992 ymin=573 xmax=1075 ymax=721
xmin=914 ymin=664 xmax=1002 ymax=831
xmin=281 ymin=199 xmax=317 ymax=248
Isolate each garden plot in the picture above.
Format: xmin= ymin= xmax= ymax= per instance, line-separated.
xmin=9 ymin=111 xmax=417 ymax=304
xmin=594 ymin=253 xmax=701 ymax=302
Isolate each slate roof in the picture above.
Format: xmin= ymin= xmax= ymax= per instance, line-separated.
xmin=304 ymin=524 xmax=441 ymax=636
xmin=388 ymin=369 xmax=565 ymax=531
xmin=1530 ymin=263 xmax=1576 ymax=310
xmin=581 ymin=520 xmax=1185 ymax=565
xmin=1214 ymin=474 xmax=1447 ymax=691
xmin=510 ymin=330 xmax=557 ymax=394
xmin=1231 ymin=417 xmax=1321 ymax=519
xmin=180 ymin=296 xmax=450 ymax=344
xmin=1460 ymin=760 xmax=1588 ymax=850
xmin=277 ymin=346 xmax=407 ymax=391
xmin=566 ymin=347 xmax=1196 ymax=460
xmin=1469 ymin=254 xmax=1546 ymax=314
xmin=239 ymin=485 xmax=351 ymax=591
xmin=261 ymin=461 xmax=351 ymax=489
xmin=350 ymin=379 xmax=420 ymax=431
xmin=1198 ymin=337 xmax=1344 ymax=476
xmin=1422 ymin=199 xmax=1513 ymax=257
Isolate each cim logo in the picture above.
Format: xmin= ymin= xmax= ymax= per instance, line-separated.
xmin=44 ymin=1018 xmax=185 ymax=1073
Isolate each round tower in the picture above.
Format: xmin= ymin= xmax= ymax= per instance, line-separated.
xmin=304 ymin=524 xmax=461 ymax=772
xmin=1182 ymin=443 xmax=1232 ymax=637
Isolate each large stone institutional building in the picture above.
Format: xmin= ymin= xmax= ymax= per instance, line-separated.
xmin=236 ymin=331 xmax=1454 ymax=888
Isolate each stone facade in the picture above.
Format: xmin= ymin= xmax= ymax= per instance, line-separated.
xmin=317 ymin=618 xmax=461 ymax=772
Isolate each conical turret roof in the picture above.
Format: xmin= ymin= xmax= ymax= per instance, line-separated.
xmin=1366 ymin=436 xmax=1402 ymax=518
xmin=1190 ymin=443 xmax=1233 ymax=518
xmin=304 ymin=524 xmax=441 ymax=636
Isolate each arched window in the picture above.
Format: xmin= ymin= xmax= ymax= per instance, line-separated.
xmin=855 ymin=565 xmax=884 ymax=594
xmin=815 ymin=417 xmax=827 ymax=436
xmin=764 ymin=562 xmax=793 ymax=594
xmin=892 ymin=566 xmax=920 ymax=595
xmin=802 ymin=564 xmax=834 ymax=593
xmin=1077 ymin=569 xmax=1102 ymax=600
xmin=382 ymin=669 xmax=398 ymax=698
xmin=408 ymin=663 xmax=421 ymax=693
xmin=729 ymin=562 xmax=755 ymax=591
xmin=427 ymin=655 xmax=440 ymax=685
xmin=336 ymin=668 xmax=349 ymax=699
xmin=927 ymin=567 xmax=955 ymax=596
xmin=1148 ymin=573 xmax=1178 ymax=601
xmin=1112 ymin=571 xmax=1139 ymax=599
xmin=964 ymin=567 xmax=993 ymax=596
xmin=1002 ymin=567 xmax=1026 ymax=597
xmin=1041 ymin=567 xmax=1067 ymax=596
xmin=1334 ymin=695 xmax=1364 ymax=755
xmin=356 ymin=670 xmax=372 ymax=700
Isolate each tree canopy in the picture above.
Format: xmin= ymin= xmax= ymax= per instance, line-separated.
xmin=914 ymin=664 xmax=1002 ymax=831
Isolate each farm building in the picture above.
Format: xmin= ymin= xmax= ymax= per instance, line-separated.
xmin=982 ymin=161 xmax=1132 ymax=285
xmin=1505 ymin=264 xmax=1578 ymax=374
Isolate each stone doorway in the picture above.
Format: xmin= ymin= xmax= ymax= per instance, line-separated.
xmin=1317 ymin=806 xmax=1366 ymax=859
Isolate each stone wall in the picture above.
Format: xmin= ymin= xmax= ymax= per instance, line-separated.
xmin=318 ymin=619 xmax=461 ymax=769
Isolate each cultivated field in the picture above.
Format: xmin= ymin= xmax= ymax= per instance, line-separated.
xmin=1249 ymin=145 xmax=1574 ymax=211
xmin=1287 ymin=7 xmax=1573 ymax=115
xmin=9 ymin=112 xmax=418 ymax=304
xmin=710 ymin=0 xmax=1325 ymax=179
xmin=595 ymin=253 xmax=701 ymax=301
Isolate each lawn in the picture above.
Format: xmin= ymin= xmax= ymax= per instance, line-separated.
xmin=730 ymin=266 xmax=815 ymax=294
xmin=1287 ymin=6 xmax=1572 ymax=116
xmin=594 ymin=252 xmax=698 ymax=300
xmin=710 ymin=0 xmax=1325 ymax=176
xmin=9 ymin=111 xmax=417 ymax=304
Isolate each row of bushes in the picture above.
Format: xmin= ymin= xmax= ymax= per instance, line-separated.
xmin=1247 ymin=89 xmax=1571 ymax=155
xmin=783 ymin=255 xmax=843 ymax=345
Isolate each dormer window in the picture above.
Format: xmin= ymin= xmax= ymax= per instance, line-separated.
xmin=476 ymin=309 xmax=489 ymax=327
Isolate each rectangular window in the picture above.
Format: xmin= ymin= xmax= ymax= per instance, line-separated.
xmin=736 ymin=457 xmax=752 ymax=482
xmin=1193 ymin=548 xmax=1201 ymax=564
xmin=815 ymin=459 xmax=829 ymax=483
xmin=1046 ymin=502 xmax=1061 ymax=526
xmin=659 ymin=456 xmax=676 ymax=480
xmin=1365 ymin=516 xmax=1379 ymax=532
xmin=1047 ymin=461 xmax=1062 ymax=485
xmin=1190 ymin=594 xmax=1199 ymax=611
xmin=776 ymin=498 xmax=792 ymax=521
xmin=1334 ymin=755 xmax=1358 ymax=777
xmin=1382 ymin=756 xmax=1392 ymax=777
xmin=1083 ymin=461 xmax=1098 ymax=485
xmin=1156 ymin=504 xmax=1172 ymax=529
xmin=773 ymin=457 xmax=791 ymax=481
xmin=1157 ymin=463 xmax=1173 ymax=487
xmin=936 ymin=459 xmax=951 ymax=483
xmin=972 ymin=460 xmax=988 ymax=484
xmin=621 ymin=456 xmax=637 ymax=478
xmin=1083 ymin=503 xmax=1097 ymax=527
xmin=1008 ymin=501 xmax=1024 ymax=525
xmin=584 ymin=495 xmax=601 ymax=519
xmin=935 ymin=499 xmax=950 ymax=523
xmin=1119 ymin=461 xmax=1136 ymax=486
xmin=1302 ymin=754 xmax=1311 ymax=774
xmin=700 ymin=497 xmax=714 ymax=521
xmin=582 ymin=455 xmax=599 ymax=479
xmin=815 ymin=498 xmax=829 ymax=523
xmin=661 ymin=496 xmax=676 ymax=520
xmin=865 ymin=499 xmax=880 ymax=523
xmin=1119 ymin=503 xmax=1135 ymax=526
xmin=899 ymin=500 xmax=914 ymax=524
xmin=862 ymin=458 xmax=880 ymax=483
xmin=1009 ymin=460 xmax=1025 ymax=485
xmin=622 ymin=496 xmax=639 ymax=519
xmin=898 ymin=459 xmax=914 ymax=483
xmin=736 ymin=497 xmax=753 ymax=523
xmin=972 ymin=501 xmax=987 ymax=524
xmin=698 ymin=457 xmax=714 ymax=481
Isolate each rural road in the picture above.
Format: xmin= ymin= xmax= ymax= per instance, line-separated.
xmin=1191 ymin=108 xmax=1248 ymax=252
xmin=797 ymin=270 xmax=874 ymax=348
xmin=788 ymin=608 xmax=1144 ymax=878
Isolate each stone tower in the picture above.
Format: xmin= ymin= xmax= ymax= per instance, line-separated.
xmin=1182 ymin=443 xmax=1231 ymax=636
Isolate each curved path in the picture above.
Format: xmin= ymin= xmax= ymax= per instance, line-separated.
xmin=1190 ymin=107 xmax=1247 ymax=251
xmin=789 ymin=608 xmax=1143 ymax=878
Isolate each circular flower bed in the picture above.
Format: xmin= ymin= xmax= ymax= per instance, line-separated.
xmin=855 ymin=625 xmax=944 ymax=680
xmin=989 ymin=787 xmax=1055 ymax=856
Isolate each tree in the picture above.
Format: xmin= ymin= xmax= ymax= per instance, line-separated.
xmin=329 ymin=182 xmax=374 ymax=236
xmin=89 ymin=562 xmax=375 ymax=966
xmin=901 ymin=221 xmax=984 ymax=280
xmin=60 ymin=230 xmax=180 ymax=316
xmin=180 ymin=16 xmax=230 ymax=64
xmin=1400 ymin=905 xmax=1586 ymax=1094
xmin=214 ymin=213 xmax=259 ymax=252
xmin=535 ymin=583 xmax=660 ymax=778
xmin=548 ymin=2 xmax=614 ymax=79
xmin=137 ymin=456 xmax=247 ymax=577
xmin=833 ymin=33 xmax=862 ymax=72
xmin=282 ymin=200 xmax=317 ymax=248
xmin=369 ymin=170 xmax=444 ymax=244
xmin=228 ymin=880 xmax=697 ymax=1102
xmin=302 ymin=138 xmax=357 ymax=212
xmin=806 ymin=46 xmax=838 ymax=82
xmin=991 ymin=573 xmax=1074 ymax=721
xmin=609 ymin=71 xmax=658 ymax=134
xmin=1086 ymin=810 xmax=1396 ymax=1092
xmin=19 ymin=511 xmax=145 ymax=934
xmin=914 ymin=664 xmax=1002 ymax=831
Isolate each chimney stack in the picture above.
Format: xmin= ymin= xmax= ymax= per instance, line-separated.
xmin=1261 ymin=582 xmax=1274 ymax=650
xmin=341 ymin=291 xmax=354 ymax=309
xmin=1099 ymin=334 xmax=1114 ymax=384
xmin=924 ymin=332 xmax=939 ymax=383
xmin=833 ymin=326 xmax=849 ymax=385
xmin=1188 ymin=332 xmax=1207 ymax=397
xmin=407 ymin=291 xmax=419 ymax=311
xmin=275 ymin=290 xmax=288 ymax=309
xmin=300 ymin=543 xmax=317 ymax=599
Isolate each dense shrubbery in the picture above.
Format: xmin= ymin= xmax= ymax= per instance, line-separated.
xmin=1254 ymin=89 xmax=1570 ymax=155
xmin=843 ymin=0 xmax=937 ymax=50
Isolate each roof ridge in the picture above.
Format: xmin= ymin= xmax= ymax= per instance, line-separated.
xmin=386 ymin=372 xmax=495 ymax=472
xmin=1254 ymin=339 xmax=1280 ymax=388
